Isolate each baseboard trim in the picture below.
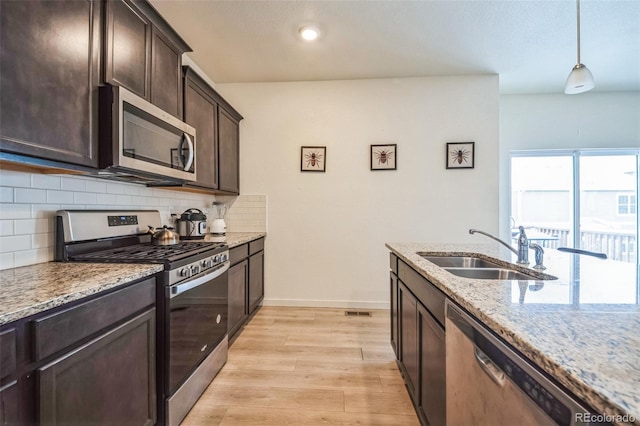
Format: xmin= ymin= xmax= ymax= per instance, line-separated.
xmin=262 ymin=298 xmax=388 ymax=310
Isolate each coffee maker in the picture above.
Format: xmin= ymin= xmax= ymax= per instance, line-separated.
xmin=210 ymin=202 xmax=227 ymax=235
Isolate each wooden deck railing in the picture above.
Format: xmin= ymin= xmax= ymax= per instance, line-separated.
xmin=534 ymin=227 xmax=636 ymax=263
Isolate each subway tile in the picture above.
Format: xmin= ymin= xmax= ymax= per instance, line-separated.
xmin=0 ymin=204 xmax=31 ymax=220
xmin=0 ymin=253 xmax=15 ymax=270
xmin=15 ymin=188 xmax=47 ymax=203
xmin=0 ymin=220 xmax=14 ymax=236
xmin=123 ymin=185 xmax=140 ymax=195
xmin=47 ymin=190 xmax=74 ymax=204
xmin=0 ymin=235 xmax=31 ymax=253
xmin=31 ymin=233 xmax=54 ymax=249
xmin=0 ymin=187 xmax=14 ymax=203
xmin=106 ymin=182 xmax=125 ymax=194
xmin=15 ymin=218 xmax=50 ymax=235
xmin=31 ymin=204 xmax=60 ymax=219
xmin=14 ymin=248 xmax=51 ymax=268
xmin=74 ymin=192 xmax=97 ymax=204
xmin=0 ymin=169 xmax=31 ymax=187
xmin=31 ymin=174 xmax=61 ymax=190
xmin=85 ymin=179 xmax=107 ymax=193
xmin=61 ymin=177 xmax=86 ymax=191
xmin=97 ymin=193 xmax=116 ymax=204
xmin=115 ymin=194 xmax=133 ymax=205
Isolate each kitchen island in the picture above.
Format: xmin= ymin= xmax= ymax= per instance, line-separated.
xmin=387 ymin=242 xmax=639 ymax=425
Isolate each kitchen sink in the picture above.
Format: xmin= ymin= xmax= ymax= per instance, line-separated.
xmin=444 ymin=268 xmax=543 ymax=280
xmin=421 ymin=255 xmax=503 ymax=269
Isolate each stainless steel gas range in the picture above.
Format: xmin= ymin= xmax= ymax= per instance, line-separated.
xmin=55 ymin=210 xmax=228 ymax=426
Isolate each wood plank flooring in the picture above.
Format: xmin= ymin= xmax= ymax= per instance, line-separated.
xmin=181 ymin=306 xmax=419 ymax=425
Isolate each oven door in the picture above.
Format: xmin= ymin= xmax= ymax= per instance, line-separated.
xmin=167 ymin=262 xmax=228 ymax=393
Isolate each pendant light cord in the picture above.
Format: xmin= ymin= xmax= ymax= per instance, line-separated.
xmin=576 ymin=0 xmax=581 ymax=64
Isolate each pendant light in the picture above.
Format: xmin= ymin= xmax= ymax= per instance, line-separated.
xmin=565 ymin=0 xmax=594 ymax=94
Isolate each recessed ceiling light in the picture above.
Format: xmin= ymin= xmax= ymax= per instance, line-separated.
xmin=299 ymin=26 xmax=320 ymax=42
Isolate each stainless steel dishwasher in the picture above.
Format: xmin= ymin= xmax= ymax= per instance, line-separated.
xmin=445 ymin=300 xmax=597 ymax=426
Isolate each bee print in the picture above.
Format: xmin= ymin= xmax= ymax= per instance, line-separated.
xmin=374 ymin=149 xmax=394 ymax=165
xmin=450 ymin=148 xmax=470 ymax=165
xmin=305 ymin=151 xmax=323 ymax=168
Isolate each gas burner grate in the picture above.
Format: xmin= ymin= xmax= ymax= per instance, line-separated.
xmin=72 ymin=241 xmax=226 ymax=263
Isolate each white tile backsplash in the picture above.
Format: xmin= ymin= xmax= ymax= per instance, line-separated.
xmin=0 ymin=170 xmax=267 ymax=270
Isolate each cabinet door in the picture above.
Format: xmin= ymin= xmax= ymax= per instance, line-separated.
xmin=38 ymin=309 xmax=156 ymax=426
xmin=248 ymin=251 xmax=264 ymax=314
xmin=218 ymin=107 xmax=240 ymax=194
xmin=0 ymin=0 xmax=100 ymax=167
xmin=151 ymin=28 xmax=182 ymax=118
xmin=390 ymin=272 xmax=399 ymax=358
xmin=183 ymin=72 xmax=218 ymax=189
xmin=104 ymin=0 xmax=151 ymax=99
xmin=228 ymin=260 xmax=248 ymax=338
xmin=399 ymin=282 xmax=418 ymax=404
xmin=419 ymin=304 xmax=446 ymax=426
xmin=0 ymin=381 xmax=18 ymax=425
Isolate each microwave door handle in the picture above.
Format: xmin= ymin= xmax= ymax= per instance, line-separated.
xmin=182 ymin=133 xmax=194 ymax=172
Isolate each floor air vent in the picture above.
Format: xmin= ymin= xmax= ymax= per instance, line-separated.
xmin=344 ymin=310 xmax=372 ymax=317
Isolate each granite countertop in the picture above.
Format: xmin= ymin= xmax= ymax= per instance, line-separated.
xmin=0 ymin=262 xmax=163 ymax=326
xmin=203 ymin=232 xmax=266 ymax=248
xmin=387 ymin=242 xmax=640 ymax=425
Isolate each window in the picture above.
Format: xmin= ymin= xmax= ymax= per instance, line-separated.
xmin=510 ymin=150 xmax=639 ymax=265
xmin=618 ymin=194 xmax=636 ymax=215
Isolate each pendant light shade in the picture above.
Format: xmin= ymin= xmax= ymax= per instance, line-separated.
xmin=564 ymin=0 xmax=594 ymax=94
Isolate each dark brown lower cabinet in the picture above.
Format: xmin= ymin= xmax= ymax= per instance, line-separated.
xmin=419 ymin=303 xmax=446 ymax=426
xmin=228 ymin=260 xmax=248 ymax=338
xmin=0 ymin=381 xmax=18 ymax=425
xmin=248 ymin=250 xmax=264 ymax=314
xmin=399 ymin=282 xmax=419 ymax=404
xmin=393 ymin=258 xmax=446 ymax=426
xmin=38 ymin=309 xmax=156 ymax=426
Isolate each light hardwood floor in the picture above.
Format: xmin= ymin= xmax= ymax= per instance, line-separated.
xmin=181 ymin=306 xmax=419 ymax=425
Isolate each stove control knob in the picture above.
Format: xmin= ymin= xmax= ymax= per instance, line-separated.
xmin=201 ymin=259 xmax=212 ymax=269
xmin=191 ymin=265 xmax=200 ymax=275
xmin=178 ymin=268 xmax=190 ymax=278
xmin=213 ymin=255 xmax=220 ymax=263
xmin=221 ymin=253 xmax=228 ymax=262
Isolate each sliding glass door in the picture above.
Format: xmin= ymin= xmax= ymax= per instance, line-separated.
xmin=510 ymin=150 xmax=639 ymax=265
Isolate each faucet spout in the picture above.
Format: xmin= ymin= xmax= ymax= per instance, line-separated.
xmin=469 ymin=228 xmax=518 ymax=256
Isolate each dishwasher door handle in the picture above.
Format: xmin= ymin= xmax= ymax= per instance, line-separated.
xmin=474 ymin=346 xmax=506 ymax=387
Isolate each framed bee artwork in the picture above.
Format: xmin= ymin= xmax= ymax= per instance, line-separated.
xmin=301 ymin=146 xmax=326 ymax=172
xmin=446 ymin=142 xmax=475 ymax=169
xmin=371 ymin=144 xmax=397 ymax=170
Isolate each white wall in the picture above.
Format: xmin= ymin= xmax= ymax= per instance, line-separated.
xmin=217 ymin=76 xmax=500 ymax=308
xmin=499 ymin=92 xmax=640 ymax=237
xmin=0 ymin=169 xmax=266 ymax=270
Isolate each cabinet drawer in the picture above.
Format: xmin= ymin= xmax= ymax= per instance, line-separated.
xmin=390 ymin=253 xmax=398 ymax=274
xmin=229 ymin=244 xmax=249 ymax=265
xmin=398 ymin=261 xmax=445 ymax=327
xmin=0 ymin=328 xmax=16 ymax=380
xmin=249 ymin=238 xmax=264 ymax=255
xmin=32 ymin=277 xmax=155 ymax=361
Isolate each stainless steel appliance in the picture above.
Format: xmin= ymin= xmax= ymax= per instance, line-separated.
xmin=98 ymin=85 xmax=197 ymax=184
xmin=175 ymin=208 xmax=207 ymax=239
xmin=445 ymin=300 xmax=597 ymax=426
xmin=55 ymin=210 xmax=228 ymax=426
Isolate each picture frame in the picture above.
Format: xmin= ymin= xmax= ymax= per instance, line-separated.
xmin=301 ymin=146 xmax=326 ymax=172
xmin=446 ymin=142 xmax=475 ymax=169
xmin=370 ymin=144 xmax=397 ymax=171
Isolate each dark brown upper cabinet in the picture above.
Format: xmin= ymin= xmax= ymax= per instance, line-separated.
xmin=181 ymin=67 xmax=243 ymax=194
xmin=103 ymin=0 xmax=190 ymax=119
xmin=0 ymin=0 xmax=101 ymax=168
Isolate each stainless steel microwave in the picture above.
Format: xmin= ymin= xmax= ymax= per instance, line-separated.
xmin=99 ymin=85 xmax=197 ymax=183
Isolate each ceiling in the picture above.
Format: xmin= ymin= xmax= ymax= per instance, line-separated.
xmin=150 ymin=0 xmax=640 ymax=94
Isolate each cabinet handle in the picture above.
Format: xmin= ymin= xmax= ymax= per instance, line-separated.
xmin=474 ymin=346 xmax=505 ymax=386
xmin=181 ymin=133 xmax=194 ymax=172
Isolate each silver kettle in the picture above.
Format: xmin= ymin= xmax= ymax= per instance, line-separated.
xmin=147 ymin=225 xmax=180 ymax=245
xmin=175 ymin=208 xmax=207 ymax=240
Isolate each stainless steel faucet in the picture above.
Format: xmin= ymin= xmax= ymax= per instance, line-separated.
xmin=469 ymin=226 xmax=530 ymax=265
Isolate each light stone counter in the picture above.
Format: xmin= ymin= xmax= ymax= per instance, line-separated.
xmin=387 ymin=242 xmax=640 ymax=425
xmin=203 ymin=232 xmax=266 ymax=248
xmin=0 ymin=262 xmax=163 ymax=326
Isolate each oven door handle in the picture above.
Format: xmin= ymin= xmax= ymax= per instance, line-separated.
xmin=170 ymin=261 xmax=229 ymax=298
